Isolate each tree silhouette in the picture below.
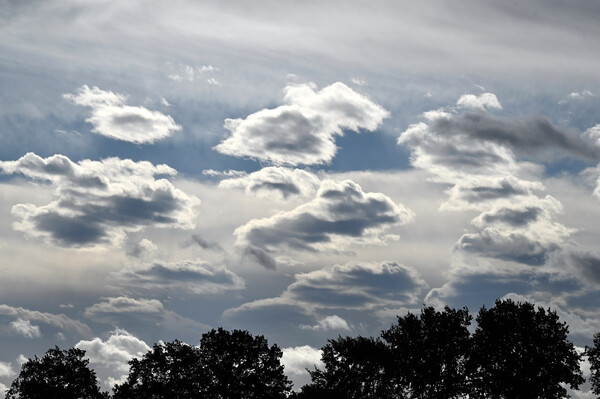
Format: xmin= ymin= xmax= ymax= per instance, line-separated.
xmin=5 ymin=346 xmax=108 ymax=399
xmin=112 ymin=340 xmax=207 ymax=399
xmin=586 ymin=332 xmax=600 ymax=396
xmin=298 ymin=335 xmax=398 ymax=399
xmin=469 ymin=299 xmax=584 ymax=399
xmin=113 ymin=328 xmax=291 ymax=399
xmin=381 ymin=305 xmax=472 ymax=399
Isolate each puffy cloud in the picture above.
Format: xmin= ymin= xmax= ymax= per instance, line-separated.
xmin=0 ymin=152 xmax=199 ymax=247
xmin=219 ymin=167 xmax=320 ymax=200
xmin=75 ymin=329 xmax=150 ymax=374
xmin=214 ymin=82 xmax=389 ymax=165
xmin=299 ymin=315 xmax=351 ymax=331
xmin=559 ymin=90 xmax=595 ymax=104
xmin=64 ymin=85 xmax=181 ymax=144
xmin=113 ymin=260 xmax=245 ymax=295
xmin=9 ymin=319 xmax=41 ymax=339
xmin=456 ymin=196 xmax=574 ymax=265
xmin=398 ymin=98 xmax=579 ymax=267
xmin=226 ymin=261 xmax=428 ymax=318
xmin=235 ymin=179 xmax=413 ymax=268
xmin=281 ymin=345 xmax=323 ymax=376
xmin=83 ymin=297 xmax=209 ymax=333
xmin=0 ymin=361 xmax=14 ymax=378
xmin=0 ymin=304 xmax=92 ymax=337
xmin=456 ymin=92 xmax=502 ymax=111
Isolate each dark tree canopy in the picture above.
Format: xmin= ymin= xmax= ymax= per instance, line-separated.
xmin=469 ymin=299 xmax=584 ymax=399
xmin=5 ymin=347 xmax=108 ymax=399
xmin=298 ymin=335 xmax=396 ymax=399
xmin=586 ymin=332 xmax=600 ymax=396
xmin=112 ymin=340 xmax=207 ymax=399
xmin=381 ymin=305 xmax=472 ymax=399
xmin=113 ymin=328 xmax=291 ymax=399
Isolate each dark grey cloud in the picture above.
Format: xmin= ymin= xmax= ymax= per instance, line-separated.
xmin=226 ymin=262 xmax=428 ymax=322
xmin=187 ymin=234 xmax=224 ymax=252
xmin=456 ymin=231 xmax=558 ymax=266
xmin=479 ymin=206 xmax=542 ymax=227
xmin=219 ymin=167 xmax=320 ymax=200
xmin=0 ymin=153 xmax=199 ymax=247
xmin=114 ymin=260 xmax=244 ymax=295
xmin=234 ymin=180 xmax=413 ymax=267
xmin=431 ymin=112 xmax=600 ymax=162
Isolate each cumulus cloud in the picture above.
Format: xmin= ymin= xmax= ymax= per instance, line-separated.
xmin=281 ymin=345 xmax=323 ymax=376
xmin=299 ymin=315 xmax=351 ymax=331
xmin=9 ymin=319 xmax=41 ymax=338
xmin=0 ymin=304 xmax=92 ymax=337
xmin=559 ymin=90 xmax=595 ymax=104
xmin=456 ymin=92 xmax=502 ymax=111
xmin=219 ymin=167 xmax=320 ymax=200
xmin=83 ymin=297 xmax=209 ymax=332
xmin=226 ymin=261 xmax=428 ymax=319
xmin=215 ymin=82 xmax=389 ymax=165
xmin=398 ymin=96 xmax=580 ymax=267
xmin=113 ymin=260 xmax=245 ymax=295
xmin=234 ymin=180 xmax=413 ymax=268
xmin=0 ymin=361 xmax=14 ymax=378
xmin=64 ymin=85 xmax=181 ymax=144
xmin=75 ymin=329 xmax=150 ymax=374
xmin=456 ymin=196 xmax=574 ymax=265
xmin=0 ymin=152 xmax=199 ymax=247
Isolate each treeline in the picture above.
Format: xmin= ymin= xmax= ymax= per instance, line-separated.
xmin=5 ymin=299 xmax=600 ymax=398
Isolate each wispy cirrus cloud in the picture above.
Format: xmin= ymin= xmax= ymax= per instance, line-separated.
xmin=0 ymin=153 xmax=199 ymax=247
xmin=64 ymin=85 xmax=181 ymax=144
xmin=214 ymin=82 xmax=389 ymax=165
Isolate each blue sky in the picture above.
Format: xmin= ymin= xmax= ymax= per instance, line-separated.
xmin=1 ymin=0 xmax=600 ymax=394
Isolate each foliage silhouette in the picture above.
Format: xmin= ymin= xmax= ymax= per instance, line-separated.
xmin=113 ymin=328 xmax=291 ymax=399
xmin=5 ymin=346 xmax=108 ymax=399
xmin=381 ymin=305 xmax=472 ymax=398
xmin=298 ymin=335 xmax=397 ymax=399
xmin=468 ymin=299 xmax=584 ymax=399
xmin=585 ymin=332 xmax=600 ymax=396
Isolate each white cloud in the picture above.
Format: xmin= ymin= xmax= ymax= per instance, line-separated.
xmin=300 ymin=315 xmax=350 ymax=331
xmin=0 ymin=304 xmax=92 ymax=336
xmin=16 ymin=355 xmax=27 ymax=365
xmin=559 ymin=90 xmax=595 ymax=104
xmin=9 ymin=319 xmax=41 ymax=338
xmin=214 ymin=82 xmax=389 ymax=165
xmin=0 ymin=152 xmax=199 ymax=248
xmin=64 ymin=85 xmax=181 ymax=144
xmin=84 ymin=297 xmax=165 ymax=317
xmin=456 ymin=92 xmax=503 ymax=111
xmin=219 ymin=167 xmax=320 ymax=200
xmin=206 ymin=78 xmax=220 ymax=86
xmin=198 ymin=65 xmax=218 ymax=73
xmin=202 ymin=169 xmax=247 ymax=177
xmin=0 ymin=361 xmax=14 ymax=378
xmin=75 ymin=329 xmax=150 ymax=374
xmin=281 ymin=345 xmax=323 ymax=376
xmin=160 ymin=97 xmax=171 ymax=107
xmin=234 ymin=179 xmax=413 ymax=268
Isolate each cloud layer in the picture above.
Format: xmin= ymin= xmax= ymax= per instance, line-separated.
xmin=0 ymin=153 xmax=199 ymax=247
xmin=64 ymin=85 xmax=181 ymax=144
xmin=215 ymin=82 xmax=389 ymax=165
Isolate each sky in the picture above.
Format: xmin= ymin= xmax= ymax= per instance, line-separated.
xmin=1 ymin=0 xmax=600 ymax=394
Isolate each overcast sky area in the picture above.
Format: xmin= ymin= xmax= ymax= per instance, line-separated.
xmin=2 ymin=0 xmax=600 ymax=394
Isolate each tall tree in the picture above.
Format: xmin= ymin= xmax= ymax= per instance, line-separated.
xmin=381 ymin=305 xmax=472 ymax=399
xmin=5 ymin=347 xmax=108 ymax=399
xmin=586 ymin=332 xmax=600 ymax=396
xmin=113 ymin=328 xmax=291 ymax=399
xmin=298 ymin=335 xmax=398 ymax=399
xmin=469 ymin=299 xmax=584 ymax=399
xmin=112 ymin=340 xmax=207 ymax=399
xmin=199 ymin=328 xmax=291 ymax=399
